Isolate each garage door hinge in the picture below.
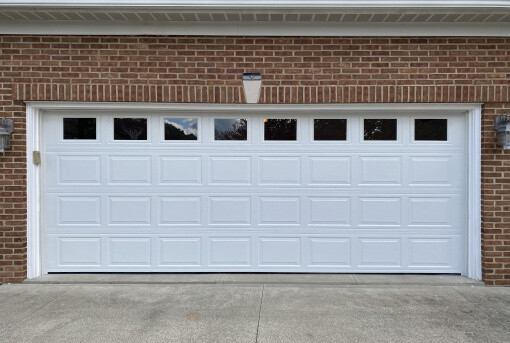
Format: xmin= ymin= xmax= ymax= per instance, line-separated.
xmin=33 ymin=151 xmax=41 ymax=165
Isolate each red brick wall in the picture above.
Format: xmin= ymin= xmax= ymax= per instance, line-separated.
xmin=0 ymin=36 xmax=509 ymax=285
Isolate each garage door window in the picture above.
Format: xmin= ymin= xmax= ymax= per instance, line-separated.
xmin=63 ymin=118 xmax=96 ymax=140
xmin=415 ymin=119 xmax=447 ymax=141
xmin=164 ymin=118 xmax=198 ymax=141
xmin=214 ymin=118 xmax=247 ymax=141
xmin=114 ymin=118 xmax=147 ymax=141
xmin=364 ymin=119 xmax=397 ymax=141
xmin=314 ymin=119 xmax=347 ymax=141
xmin=264 ymin=119 xmax=297 ymax=141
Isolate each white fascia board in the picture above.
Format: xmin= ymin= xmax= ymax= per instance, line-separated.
xmin=2 ymin=1 xmax=510 ymax=9
xmin=1 ymin=21 xmax=509 ymax=36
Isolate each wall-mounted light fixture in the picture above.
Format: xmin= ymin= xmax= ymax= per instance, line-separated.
xmin=494 ymin=113 xmax=510 ymax=149
xmin=0 ymin=118 xmax=14 ymax=153
xmin=242 ymin=73 xmax=262 ymax=104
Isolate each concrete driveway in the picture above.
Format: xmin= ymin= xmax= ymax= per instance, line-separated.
xmin=0 ymin=274 xmax=509 ymax=343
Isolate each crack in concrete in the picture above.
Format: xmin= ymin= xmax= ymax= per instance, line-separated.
xmin=255 ymin=284 xmax=264 ymax=343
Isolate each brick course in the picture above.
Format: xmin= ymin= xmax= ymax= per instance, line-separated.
xmin=0 ymin=36 xmax=509 ymax=285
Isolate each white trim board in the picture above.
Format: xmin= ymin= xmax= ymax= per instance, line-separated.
xmin=2 ymin=22 xmax=510 ymax=36
xmin=3 ymin=1 xmax=510 ymax=9
xmin=25 ymin=102 xmax=482 ymax=280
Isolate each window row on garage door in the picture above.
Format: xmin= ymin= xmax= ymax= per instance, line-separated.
xmin=55 ymin=114 xmax=454 ymax=144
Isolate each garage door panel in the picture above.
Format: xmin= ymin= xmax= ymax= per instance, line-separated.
xmin=259 ymin=197 xmax=301 ymax=225
xmin=359 ymin=156 xmax=402 ymax=185
xmin=308 ymin=156 xmax=351 ymax=185
xmin=308 ymin=238 xmax=351 ymax=267
xmin=57 ymin=155 xmax=102 ymax=185
xmin=158 ymin=238 xmax=202 ymax=266
xmin=209 ymin=238 xmax=251 ymax=266
xmin=58 ymin=238 xmax=102 ymax=266
xmin=108 ymin=196 xmax=151 ymax=225
xmin=409 ymin=238 xmax=455 ymax=267
xmin=58 ymin=196 xmax=101 ymax=225
xmin=258 ymin=238 xmax=301 ymax=266
xmin=259 ymin=157 xmax=301 ymax=185
xmin=209 ymin=196 xmax=251 ymax=225
xmin=42 ymin=111 xmax=467 ymax=273
xmin=209 ymin=156 xmax=251 ymax=184
xmin=358 ymin=238 xmax=402 ymax=267
xmin=159 ymin=156 xmax=202 ymax=184
xmin=358 ymin=197 xmax=402 ymax=226
xmin=309 ymin=197 xmax=351 ymax=226
xmin=108 ymin=156 xmax=152 ymax=184
xmin=159 ymin=196 xmax=202 ymax=225
xmin=108 ymin=238 xmax=151 ymax=266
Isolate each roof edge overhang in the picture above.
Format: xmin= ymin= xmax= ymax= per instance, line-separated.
xmin=1 ymin=1 xmax=509 ymax=36
xmin=2 ymin=1 xmax=510 ymax=9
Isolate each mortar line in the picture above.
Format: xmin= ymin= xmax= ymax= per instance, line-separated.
xmin=255 ymin=284 xmax=265 ymax=343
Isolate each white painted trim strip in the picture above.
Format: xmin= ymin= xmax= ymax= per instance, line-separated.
xmin=2 ymin=22 xmax=510 ymax=37
xmin=26 ymin=103 xmax=41 ymax=279
xmin=3 ymin=1 xmax=510 ymax=9
xmin=467 ymin=105 xmax=482 ymax=280
xmin=25 ymin=101 xmax=483 ymax=280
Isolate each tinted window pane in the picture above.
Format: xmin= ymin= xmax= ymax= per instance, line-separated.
xmin=364 ymin=119 xmax=397 ymax=141
xmin=63 ymin=118 xmax=96 ymax=140
xmin=215 ymin=119 xmax=247 ymax=141
xmin=264 ymin=119 xmax=297 ymax=141
xmin=114 ymin=118 xmax=147 ymax=140
xmin=164 ymin=118 xmax=198 ymax=140
xmin=415 ymin=119 xmax=447 ymax=141
xmin=314 ymin=119 xmax=347 ymax=141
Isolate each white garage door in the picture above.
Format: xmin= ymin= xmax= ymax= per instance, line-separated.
xmin=42 ymin=110 xmax=467 ymax=273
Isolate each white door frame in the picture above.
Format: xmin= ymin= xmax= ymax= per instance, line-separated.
xmin=25 ymin=101 xmax=482 ymax=280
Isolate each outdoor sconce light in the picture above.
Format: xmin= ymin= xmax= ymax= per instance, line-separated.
xmin=242 ymin=73 xmax=262 ymax=104
xmin=494 ymin=113 xmax=510 ymax=150
xmin=0 ymin=117 xmax=14 ymax=153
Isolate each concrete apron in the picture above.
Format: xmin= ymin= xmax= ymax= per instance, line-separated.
xmin=22 ymin=273 xmax=484 ymax=286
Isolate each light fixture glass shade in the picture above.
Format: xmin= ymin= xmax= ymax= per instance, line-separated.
xmin=0 ymin=133 xmax=10 ymax=152
xmin=497 ymin=131 xmax=510 ymax=149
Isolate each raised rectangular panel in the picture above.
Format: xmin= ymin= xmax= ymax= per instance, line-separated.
xmin=359 ymin=198 xmax=401 ymax=226
xmin=309 ymin=157 xmax=350 ymax=185
xmin=210 ymin=157 xmax=251 ymax=184
xmin=259 ymin=238 xmax=300 ymax=266
xmin=259 ymin=197 xmax=300 ymax=224
xmin=360 ymin=157 xmax=401 ymax=184
xmin=209 ymin=238 xmax=251 ymax=266
xmin=160 ymin=157 xmax=201 ymax=184
xmin=108 ymin=238 xmax=151 ymax=265
xmin=158 ymin=238 xmax=201 ymax=266
xmin=58 ymin=197 xmax=100 ymax=224
xmin=259 ymin=157 xmax=300 ymax=184
xmin=410 ymin=157 xmax=450 ymax=185
xmin=58 ymin=238 xmax=100 ymax=265
xmin=109 ymin=197 xmax=151 ymax=224
xmin=58 ymin=156 xmax=100 ymax=184
xmin=309 ymin=198 xmax=350 ymax=225
xmin=210 ymin=197 xmax=251 ymax=225
xmin=109 ymin=156 xmax=151 ymax=184
xmin=360 ymin=239 xmax=401 ymax=266
xmin=410 ymin=198 xmax=451 ymax=225
xmin=409 ymin=239 xmax=451 ymax=266
xmin=309 ymin=238 xmax=350 ymax=266
xmin=159 ymin=197 xmax=201 ymax=224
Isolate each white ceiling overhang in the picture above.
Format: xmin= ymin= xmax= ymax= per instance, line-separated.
xmin=0 ymin=1 xmax=509 ymax=36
